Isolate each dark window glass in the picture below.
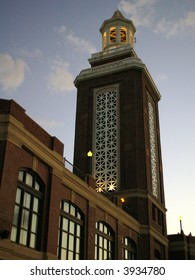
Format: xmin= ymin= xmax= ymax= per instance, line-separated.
xmin=57 ymin=201 xmax=84 ymax=260
xmin=122 ymin=237 xmax=137 ymax=260
xmin=95 ymin=221 xmax=114 ymax=260
xmin=11 ymin=169 xmax=43 ymax=249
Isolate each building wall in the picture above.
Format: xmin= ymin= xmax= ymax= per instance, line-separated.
xmin=0 ymin=99 xmax=141 ymax=260
xmin=74 ymin=63 xmax=168 ymax=259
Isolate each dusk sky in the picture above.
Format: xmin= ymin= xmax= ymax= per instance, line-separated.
xmin=1 ymin=0 xmax=195 ymax=235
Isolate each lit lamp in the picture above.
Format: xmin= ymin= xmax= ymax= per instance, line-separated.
xmin=120 ymin=197 xmax=125 ymax=203
xmin=87 ymin=151 xmax=93 ymax=174
xmin=87 ymin=151 xmax=93 ymax=157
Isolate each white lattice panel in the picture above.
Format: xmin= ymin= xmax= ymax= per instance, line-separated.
xmin=148 ymin=96 xmax=160 ymax=198
xmin=94 ymin=87 xmax=119 ymax=192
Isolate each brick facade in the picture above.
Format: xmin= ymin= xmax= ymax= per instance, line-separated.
xmin=0 ymin=99 xmax=142 ymax=259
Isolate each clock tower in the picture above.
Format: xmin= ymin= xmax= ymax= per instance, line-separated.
xmin=74 ymin=10 xmax=168 ymax=259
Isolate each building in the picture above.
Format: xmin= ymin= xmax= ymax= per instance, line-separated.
xmin=74 ymin=10 xmax=168 ymax=259
xmin=0 ymin=11 xmax=169 ymax=259
xmin=168 ymin=232 xmax=195 ymax=260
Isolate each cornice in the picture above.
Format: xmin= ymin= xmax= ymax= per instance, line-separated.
xmin=2 ymin=114 xmax=64 ymax=177
xmin=74 ymin=56 xmax=161 ymax=100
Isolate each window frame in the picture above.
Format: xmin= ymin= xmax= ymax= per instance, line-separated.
xmin=11 ymin=169 xmax=44 ymax=249
xmin=122 ymin=236 xmax=137 ymax=260
xmin=57 ymin=200 xmax=84 ymax=260
xmin=95 ymin=221 xmax=115 ymax=260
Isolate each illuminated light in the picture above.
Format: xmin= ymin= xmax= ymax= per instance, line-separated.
xmin=108 ymin=184 xmax=116 ymax=191
xmin=87 ymin=151 xmax=93 ymax=157
xmin=179 ymin=216 xmax=182 ymax=221
xmin=120 ymin=197 xmax=125 ymax=203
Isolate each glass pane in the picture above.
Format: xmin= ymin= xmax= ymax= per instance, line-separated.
xmin=63 ymin=202 xmax=69 ymax=213
xmin=26 ymin=173 xmax=33 ymax=186
xmin=108 ymin=241 xmax=112 ymax=251
xmin=95 ymin=246 xmax=97 ymax=260
xmin=34 ymin=181 xmax=40 ymax=191
xmin=12 ymin=205 xmax=20 ymax=226
xmin=76 ymin=238 xmax=80 ymax=253
xmin=77 ymin=212 xmax=81 ymax=219
xmin=61 ymin=232 xmax=68 ymax=248
xmin=19 ymin=229 xmax=27 ymax=245
xmin=104 ymin=238 xmax=108 ymax=249
xmin=95 ymin=234 xmax=97 ymax=245
xmin=31 ymin=214 xmax=38 ymax=233
xmin=30 ymin=233 xmax=36 ymax=248
xmin=62 ymin=218 xmax=68 ymax=231
xmin=23 ymin=192 xmax=31 ymax=208
xmin=125 ymin=249 xmax=128 ymax=260
xmin=15 ymin=188 xmax=21 ymax=204
xmin=76 ymin=225 xmax=81 ymax=237
xmin=10 ymin=226 xmax=17 ymax=242
xmin=99 ymin=222 xmax=103 ymax=232
xmin=75 ymin=253 xmax=80 ymax=260
xmin=108 ymin=251 xmax=112 ymax=260
xmin=99 ymin=236 xmax=103 ymax=247
xmin=104 ymin=225 xmax=108 ymax=234
xmin=69 ymin=221 xmax=75 ymax=234
xmin=104 ymin=249 xmax=108 ymax=260
xmin=21 ymin=209 xmax=30 ymax=229
xmin=18 ymin=171 xmax=24 ymax=181
xmin=99 ymin=248 xmax=103 ymax=260
xmin=68 ymin=251 xmax=73 ymax=260
xmin=61 ymin=248 xmax=67 ymax=260
xmin=33 ymin=197 xmax=39 ymax=212
xmin=70 ymin=205 xmax=76 ymax=216
xmin=68 ymin=235 xmax=74 ymax=250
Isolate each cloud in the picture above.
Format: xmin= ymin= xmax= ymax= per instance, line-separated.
xmin=19 ymin=48 xmax=42 ymax=58
xmin=0 ymin=53 xmax=28 ymax=92
xmin=155 ymin=11 xmax=195 ymax=38
xmin=118 ymin=0 xmax=157 ymax=27
xmin=48 ymin=59 xmax=75 ymax=93
xmin=35 ymin=118 xmax=64 ymax=129
xmin=155 ymin=73 xmax=168 ymax=83
xmin=55 ymin=25 xmax=97 ymax=54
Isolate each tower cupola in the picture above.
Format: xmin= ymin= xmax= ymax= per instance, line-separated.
xmin=100 ymin=10 xmax=136 ymax=52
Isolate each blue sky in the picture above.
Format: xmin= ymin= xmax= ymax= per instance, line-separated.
xmin=1 ymin=0 xmax=195 ymax=235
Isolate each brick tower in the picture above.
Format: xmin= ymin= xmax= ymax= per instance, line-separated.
xmin=74 ymin=10 xmax=168 ymax=259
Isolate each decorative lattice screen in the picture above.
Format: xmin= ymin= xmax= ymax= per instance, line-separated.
xmin=94 ymin=87 xmax=119 ymax=192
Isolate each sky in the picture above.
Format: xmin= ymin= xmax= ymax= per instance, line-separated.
xmin=0 ymin=0 xmax=195 ymax=236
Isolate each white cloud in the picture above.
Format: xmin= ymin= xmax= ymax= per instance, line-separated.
xmin=118 ymin=0 xmax=157 ymax=27
xmin=0 ymin=53 xmax=28 ymax=92
xmin=48 ymin=59 xmax=75 ymax=93
xmin=35 ymin=118 xmax=64 ymax=129
xmin=155 ymin=11 xmax=195 ymax=38
xmin=155 ymin=73 xmax=168 ymax=83
xmin=55 ymin=25 xmax=97 ymax=54
xmin=19 ymin=48 xmax=42 ymax=58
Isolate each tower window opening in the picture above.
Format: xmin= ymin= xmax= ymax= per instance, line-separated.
xmin=120 ymin=28 xmax=127 ymax=42
xmin=130 ymin=31 xmax=133 ymax=46
xmin=103 ymin=31 xmax=106 ymax=49
xmin=110 ymin=27 xmax=116 ymax=42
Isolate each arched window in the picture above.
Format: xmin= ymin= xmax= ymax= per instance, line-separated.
xmin=120 ymin=27 xmax=127 ymax=42
xmin=110 ymin=27 xmax=116 ymax=42
xmin=95 ymin=221 xmax=114 ymax=260
xmin=57 ymin=201 xmax=84 ymax=260
xmin=122 ymin=237 xmax=137 ymax=259
xmin=103 ymin=31 xmax=107 ymax=49
xmin=10 ymin=169 xmax=44 ymax=249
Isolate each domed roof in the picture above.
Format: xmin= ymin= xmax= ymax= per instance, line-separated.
xmin=100 ymin=10 xmax=136 ymax=33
